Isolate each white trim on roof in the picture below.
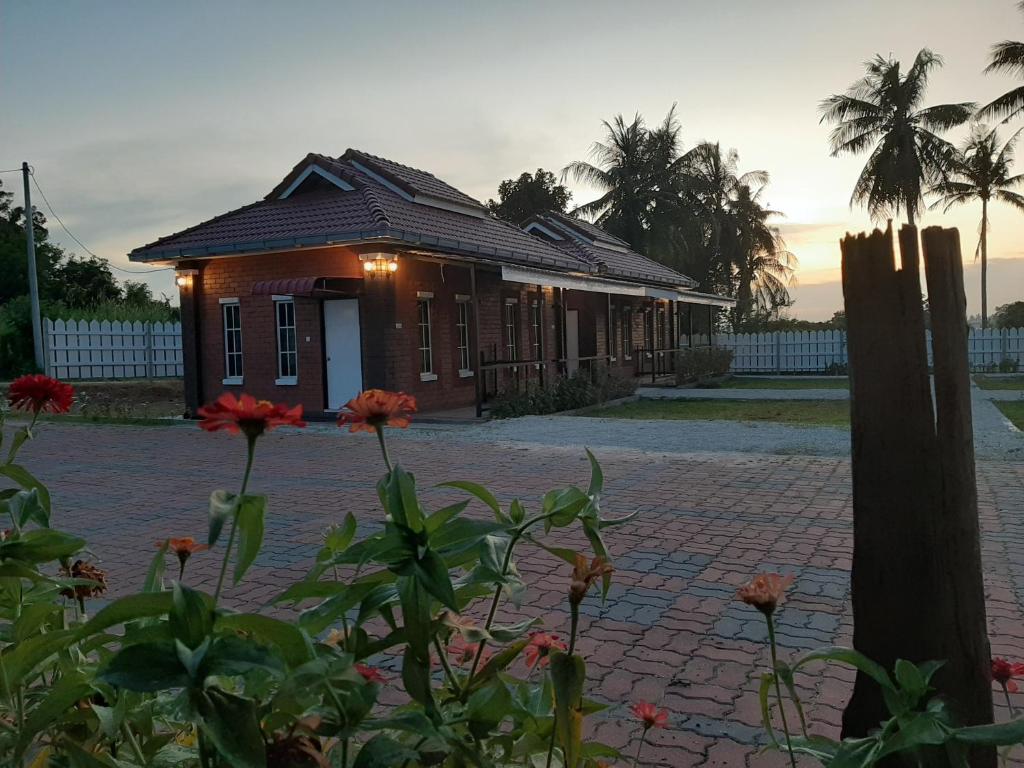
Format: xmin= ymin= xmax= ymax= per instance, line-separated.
xmin=523 ymin=222 xmax=565 ymax=241
xmin=278 ymin=164 xmax=355 ymax=199
xmin=500 ymin=265 xmax=734 ymax=306
xmin=349 ymin=159 xmax=486 ymax=219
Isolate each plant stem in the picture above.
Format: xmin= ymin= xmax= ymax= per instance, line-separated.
xmin=122 ymin=722 xmax=147 ymax=765
xmin=340 ymin=738 xmax=348 ymax=768
xmin=633 ymin=726 xmax=649 ymax=767
xmin=767 ymin=617 xmax=797 ymax=768
xmin=463 ymin=512 xmax=552 ymax=694
xmin=546 ymin=603 xmax=582 ymax=768
xmin=434 ymin=636 xmax=461 ymax=692
xmin=375 ymin=429 xmax=393 ymax=473
xmin=213 ymin=437 xmax=256 ymax=605
xmin=1004 ymin=683 xmax=1017 ymax=718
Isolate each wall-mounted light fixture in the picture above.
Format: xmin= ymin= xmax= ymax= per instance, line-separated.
xmin=359 ymin=252 xmax=399 ymax=279
xmin=175 ymin=268 xmax=198 ymax=288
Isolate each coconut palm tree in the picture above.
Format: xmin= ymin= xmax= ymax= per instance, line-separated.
xmin=979 ymin=2 xmax=1024 ymax=122
xmin=728 ymin=181 xmax=798 ymax=330
xmin=930 ymin=125 xmax=1024 ymax=327
xmin=562 ymin=106 xmax=684 ymax=253
xmin=820 ymin=49 xmax=975 ymax=226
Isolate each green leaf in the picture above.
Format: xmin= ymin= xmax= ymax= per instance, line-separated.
xmin=200 ymin=634 xmax=284 ymax=678
xmin=100 ymin=641 xmax=191 ymax=692
xmin=509 ymin=498 xmax=525 ymax=525
xmin=401 ymin=645 xmax=436 ymax=713
xmin=0 ymin=561 xmax=45 ymax=581
xmin=351 ymin=734 xmax=419 ymax=768
xmin=876 ymin=711 xmax=951 ymax=758
xmin=792 ymin=646 xmax=894 ymax=692
xmin=489 ymin=618 xmax=542 ymax=643
xmin=758 ymin=672 xmax=780 ymax=748
xmin=324 ymin=513 xmax=358 ymax=553
xmin=550 ymin=651 xmax=587 ymax=768
xmin=3 ymin=488 xmax=47 ymax=529
xmin=193 ymin=686 xmax=267 ymax=768
xmin=412 ymin=548 xmax=458 ymax=611
xmin=0 ymin=463 xmax=51 ymax=516
xmin=585 ymin=448 xmax=603 ymax=497
xmin=215 ymin=613 xmax=314 ymax=667
xmin=5 ymin=426 xmax=31 ymax=465
xmin=466 ymin=679 xmax=513 ymax=739
xmin=208 ymin=489 xmax=236 ymax=547
xmin=144 ymin=540 xmax=168 ymax=593
xmin=14 ymin=669 xmax=91 ymax=759
xmin=170 ymin=582 xmax=213 ymax=650
xmin=954 ymin=717 xmax=1024 ymax=746
xmin=0 ymin=628 xmax=77 ymax=692
xmin=233 ymin=494 xmax=266 ymax=584
xmin=0 ymin=528 xmax=84 ymax=563
xmin=439 ymin=480 xmax=507 ymax=523
xmin=78 ymin=592 xmax=175 ymax=637
xmin=62 ymin=740 xmax=122 ymax=768
xmin=393 ymin=466 xmax=423 ymax=532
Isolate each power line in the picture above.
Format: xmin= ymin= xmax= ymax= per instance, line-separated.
xmin=27 ymin=169 xmax=174 ymax=275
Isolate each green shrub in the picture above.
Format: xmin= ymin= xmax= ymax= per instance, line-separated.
xmin=674 ymin=346 xmax=734 ymax=385
xmin=490 ymin=367 xmax=637 ymax=418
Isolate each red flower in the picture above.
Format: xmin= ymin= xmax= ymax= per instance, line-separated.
xmin=7 ymin=374 xmax=74 ymax=414
xmin=992 ymin=658 xmax=1024 ymax=693
xmin=158 ymin=537 xmax=208 ymax=577
xmin=355 ymin=664 xmax=386 ymax=685
xmin=197 ymin=393 xmax=305 ymax=439
xmin=448 ymin=636 xmax=491 ymax=667
xmin=337 ymin=389 xmax=417 ymax=433
xmin=524 ymin=632 xmax=567 ymax=669
xmin=737 ymin=573 xmax=795 ymax=616
xmin=631 ymin=701 xmax=669 ymax=730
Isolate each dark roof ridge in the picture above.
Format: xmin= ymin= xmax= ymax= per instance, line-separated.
xmin=360 ymin=185 xmax=391 ymax=226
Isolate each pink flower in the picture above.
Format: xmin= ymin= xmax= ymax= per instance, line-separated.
xmin=524 ymin=632 xmax=566 ymax=669
xmin=631 ymin=701 xmax=669 ymax=729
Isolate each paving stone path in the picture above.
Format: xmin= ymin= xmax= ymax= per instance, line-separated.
xmin=20 ymin=421 xmax=1024 ymax=767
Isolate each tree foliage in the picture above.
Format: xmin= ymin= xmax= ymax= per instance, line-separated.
xmin=819 ymin=49 xmax=974 ymax=227
xmin=993 ymin=301 xmax=1024 ymax=329
xmin=487 ymin=169 xmax=571 ymax=223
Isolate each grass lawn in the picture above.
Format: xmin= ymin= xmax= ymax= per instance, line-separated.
xmin=996 ymin=401 xmax=1024 ymax=430
xmin=715 ymin=376 xmax=849 ymax=390
xmin=974 ymin=375 xmax=1024 ymax=391
xmin=580 ymin=398 xmax=850 ymax=426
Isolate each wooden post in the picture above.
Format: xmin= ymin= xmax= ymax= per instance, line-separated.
xmin=841 ymin=225 xmax=993 ymax=766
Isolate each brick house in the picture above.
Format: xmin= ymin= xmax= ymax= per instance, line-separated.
xmin=129 ymin=150 xmax=733 ymax=417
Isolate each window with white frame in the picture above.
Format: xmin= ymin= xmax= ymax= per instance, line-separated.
xmin=221 ymin=299 xmax=243 ymax=382
xmin=531 ymin=300 xmax=543 ymax=362
xmin=417 ymin=294 xmax=434 ymax=377
xmin=456 ymin=297 xmax=472 ymax=373
xmin=504 ymin=299 xmax=519 ymax=361
xmin=275 ymin=298 xmax=297 ymax=382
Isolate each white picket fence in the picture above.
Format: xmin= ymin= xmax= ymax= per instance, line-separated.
xmin=714 ymin=328 xmax=1024 ymax=374
xmin=44 ymin=318 xmax=183 ymax=380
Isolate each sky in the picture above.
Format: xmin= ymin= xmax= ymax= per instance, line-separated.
xmin=3 ymin=0 xmax=1024 ymax=320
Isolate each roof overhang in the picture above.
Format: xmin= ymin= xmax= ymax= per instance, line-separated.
xmin=251 ymin=276 xmax=362 ymax=297
xmin=500 ymin=265 xmax=733 ymax=306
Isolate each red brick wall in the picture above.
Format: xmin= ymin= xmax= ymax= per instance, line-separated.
xmin=181 ymin=246 xmax=666 ymax=416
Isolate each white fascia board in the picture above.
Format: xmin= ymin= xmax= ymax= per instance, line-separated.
xmin=278 ymin=164 xmax=355 ymax=198
xmin=501 ymin=265 xmax=645 ymax=296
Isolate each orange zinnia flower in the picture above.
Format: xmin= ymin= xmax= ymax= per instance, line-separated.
xmin=992 ymin=658 xmax=1024 ymax=693
xmin=158 ymin=537 xmax=208 ymax=579
xmin=337 ymin=389 xmax=417 ymax=433
xmin=8 ymin=374 xmax=74 ymax=414
xmin=569 ymin=554 xmax=614 ymax=605
xmin=355 ymin=664 xmax=387 ymax=685
xmin=447 ymin=636 xmax=491 ymax=667
xmin=524 ymin=632 xmax=567 ymax=669
xmin=737 ymin=572 xmax=795 ymax=616
xmin=197 ymin=393 xmax=305 ymax=440
xmin=631 ymin=701 xmax=669 ymax=729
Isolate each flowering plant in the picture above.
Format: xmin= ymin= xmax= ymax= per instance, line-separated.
xmin=0 ymin=382 xmax=637 ymax=767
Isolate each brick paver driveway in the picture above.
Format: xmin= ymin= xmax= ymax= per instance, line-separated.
xmin=21 ymin=422 xmax=1024 ymax=767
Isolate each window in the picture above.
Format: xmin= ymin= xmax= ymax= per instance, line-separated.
xmin=504 ymin=299 xmax=519 ymax=361
xmin=456 ymin=297 xmax=472 ymax=375
xmin=621 ymin=306 xmax=633 ymax=360
xmin=221 ymin=299 xmax=243 ymax=383
xmin=531 ymin=300 xmax=543 ymax=362
xmin=417 ymin=294 xmax=435 ymax=380
xmin=275 ymin=298 xmax=297 ymax=383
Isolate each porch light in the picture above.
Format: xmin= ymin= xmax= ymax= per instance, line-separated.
xmin=360 ymin=253 xmax=399 ymax=278
xmin=175 ymin=269 xmax=198 ymax=288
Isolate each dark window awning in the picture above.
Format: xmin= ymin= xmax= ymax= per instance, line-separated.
xmin=250 ymin=277 xmax=362 ymax=297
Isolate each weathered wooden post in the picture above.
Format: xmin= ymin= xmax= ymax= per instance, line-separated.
xmin=840 ymin=225 xmax=993 ymax=766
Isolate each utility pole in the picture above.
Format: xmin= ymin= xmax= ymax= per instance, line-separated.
xmin=22 ymin=162 xmax=44 ymax=371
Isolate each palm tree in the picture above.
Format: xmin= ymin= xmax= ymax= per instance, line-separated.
xmin=562 ymin=106 xmax=683 ymax=252
xmin=979 ymin=2 xmax=1024 ymax=122
xmin=820 ymin=49 xmax=975 ymax=226
xmin=930 ymin=125 xmax=1024 ymax=327
xmin=728 ymin=182 xmax=798 ymax=330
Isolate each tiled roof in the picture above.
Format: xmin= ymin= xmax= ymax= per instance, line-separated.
xmin=128 ymin=150 xmax=699 ymax=289
xmin=523 ymin=212 xmax=698 ymax=288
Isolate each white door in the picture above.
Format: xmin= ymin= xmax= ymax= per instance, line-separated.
xmin=565 ymin=310 xmax=579 ymax=376
xmin=323 ymin=299 xmax=363 ymax=409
